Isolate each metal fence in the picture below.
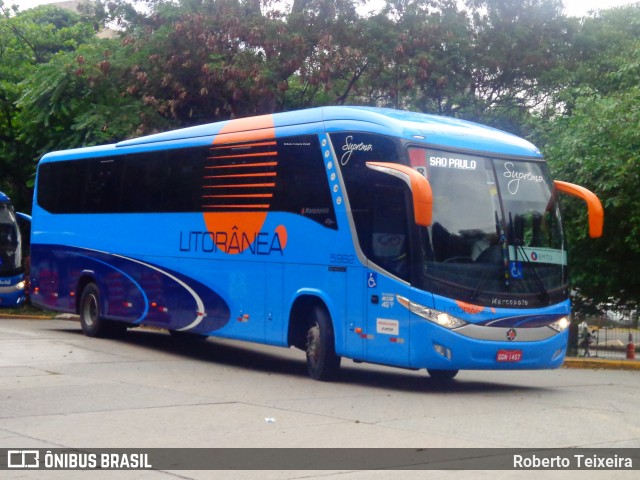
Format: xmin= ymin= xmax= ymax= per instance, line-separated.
xmin=569 ymin=323 xmax=639 ymax=360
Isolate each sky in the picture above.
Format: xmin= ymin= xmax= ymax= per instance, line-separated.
xmin=5 ymin=0 xmax=640 ymax=19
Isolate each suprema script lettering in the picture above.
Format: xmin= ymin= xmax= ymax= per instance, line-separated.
xmin=503 ymin=162 xmax=544 ymax=195
xmin=340 ymin=136 xmax=373 ymax=165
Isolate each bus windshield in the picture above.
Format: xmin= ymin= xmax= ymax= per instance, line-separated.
xmin=0 ymin=203 xmax=22 ymax=275
xmin=409 ymin=148 xmax=566 ymax=308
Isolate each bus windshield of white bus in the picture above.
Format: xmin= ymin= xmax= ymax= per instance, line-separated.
xmin=409 ymin=148 xmax=566 ymax=308
xmin=0 ymin=203 xmax=22 ymax=275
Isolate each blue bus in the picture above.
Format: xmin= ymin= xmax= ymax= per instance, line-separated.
xmin=0 ymin=191 xmax=30 ymax=308
xmin=30 ymin=107 xmax=603 ymax=380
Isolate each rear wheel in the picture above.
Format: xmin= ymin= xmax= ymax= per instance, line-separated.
xmin=79 ymin=283 xmax=125 ymax=338
xmin=427 ymin=369 xmax=459 ymax=381
xmin=305 ymin=307 xmax=341 ymax=381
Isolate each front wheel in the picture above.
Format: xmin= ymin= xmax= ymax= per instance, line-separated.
xmin=305 ymin=307 xmax=341 ymax=381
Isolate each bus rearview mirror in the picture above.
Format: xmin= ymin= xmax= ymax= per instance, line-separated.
xmin=554 ymin=180 xmax=604 ymax=238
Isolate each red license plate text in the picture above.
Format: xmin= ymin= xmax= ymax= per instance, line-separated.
xmin=497 ymin=349 xmax=522 ymax=362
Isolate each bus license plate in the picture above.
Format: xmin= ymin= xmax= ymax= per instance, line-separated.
xmin=497 ymin=349 xmax=522 ymax=362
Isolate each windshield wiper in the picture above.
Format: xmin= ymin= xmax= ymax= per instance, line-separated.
xmin=497 ymin=210 xmax=511 ymax=287
xmin=469 ymin=211 xmax=510 ymax=301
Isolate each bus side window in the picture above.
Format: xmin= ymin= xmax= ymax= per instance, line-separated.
xmin=271 ymin=136 xmax=337 ymax=229
xmin=85 ymin=159 xmax=119 ymax=213
xmin=37 ymin=161 xmax=88 ymax=214
xmin=348 ymin=166 xmax=411 ymax=282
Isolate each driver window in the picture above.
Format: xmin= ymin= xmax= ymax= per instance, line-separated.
xmin=371 ymin=185 xmax=410 ymax=280
xmin=349 ymin=169 xmax=411 ymax=281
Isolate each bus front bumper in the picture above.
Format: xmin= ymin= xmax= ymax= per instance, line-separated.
xmin=411 ymin=325 xmax=569 ymax=371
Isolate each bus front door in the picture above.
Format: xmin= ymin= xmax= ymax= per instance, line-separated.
xmin=364 ymin=269 xmax=410 ymax=367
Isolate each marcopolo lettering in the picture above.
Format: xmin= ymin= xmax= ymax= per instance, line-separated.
xmin=491 ymin=298 xmax=529 ymax=307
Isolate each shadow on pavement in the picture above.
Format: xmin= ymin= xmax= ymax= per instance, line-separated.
xmin=53 ymin=324 xmax=555 ymax=395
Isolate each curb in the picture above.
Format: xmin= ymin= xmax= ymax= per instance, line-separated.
xmin=0 ymin=313 xmax=52 ymax=320
xmin=563 ymin=357 xmax=640 ymax=371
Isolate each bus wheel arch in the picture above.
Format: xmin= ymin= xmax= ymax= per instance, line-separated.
xmin=287 ymin=295 xmax=341 ymax=381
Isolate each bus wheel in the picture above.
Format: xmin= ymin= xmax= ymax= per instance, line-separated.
xmin=305 ymin=307 xmax=341 ymax=381
xmin=427 ymin=369 xmax=459 ymax=381
xmin=79 ymin=283 xmax=121 ymax=338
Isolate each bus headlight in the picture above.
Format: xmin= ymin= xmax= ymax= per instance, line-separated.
xmin=549 ymin=316 xmax=570 ymax=332
xmin=396 ymin=295 xmax=467 ymax=330
xmin=433 ymin=312 xmax=467 ymax=329
xmin=16 ymin=281 xmax=26 ymax=291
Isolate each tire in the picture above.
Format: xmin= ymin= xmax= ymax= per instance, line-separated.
xmin=79 ymin=283 xmax=125 ymax=338
xmin=305 ymin=306 xmax=341 ymax=381
xmin=427 ymin=369 xmax=459 ymax=381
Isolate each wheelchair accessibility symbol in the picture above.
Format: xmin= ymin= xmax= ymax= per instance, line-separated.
xmin=367 ymin=272 xmax=378 ymax=288
xmin=510 ymin=261 xmax=523 ymax=279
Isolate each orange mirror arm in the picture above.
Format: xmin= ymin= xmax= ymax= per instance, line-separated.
xmin=554 ymin=180 xmax=604 ymax=238
xmin=366 ymin=162 xmax=433 ymax=226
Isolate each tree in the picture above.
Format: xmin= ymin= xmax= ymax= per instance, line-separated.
xmin=17 ymin=37 xmax=170 ymax=152
xmin=0 ymin=2 xmax=95 ymax=210
xmin=335 ymin=0 xmax=575 ymax=136
xmin=72 ymin=0 xmax=368 ymax=121
xmin=534 ymin=5 xmax=640 ymax=312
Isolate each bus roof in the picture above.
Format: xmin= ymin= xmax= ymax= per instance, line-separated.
xmin=41 ymin=106 xmax=542 ymax=161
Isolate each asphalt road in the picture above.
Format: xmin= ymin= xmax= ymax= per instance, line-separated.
xmin=1 ymin=317 xmax=638 ymax=479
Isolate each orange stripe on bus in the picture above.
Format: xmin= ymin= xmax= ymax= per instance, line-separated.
xmin=203 ymin=172 xmax=277 ymax=179
xmin=205 ymin=160 xmax=278 ymax=169
xmin=212 ymin=114 xmax=275 ymax=146
xmin=204 ymin=115 xmax=275 ymax=254
xmin=202 ymin=194 xmax=273 ymax=199
xmin=455 ymin=300 xmax=484 ymax=315
xmin=202 ymin=183 xmax=276 ymax=189
xmin=203 ymin=205 xmax=270 ymax=209
xmin=207 ymin=152 xmax=278 ymax=161
xmin=210 ymin=141 xmax=276 ymax=150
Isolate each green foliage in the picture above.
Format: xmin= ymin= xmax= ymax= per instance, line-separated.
xmin=17 ymin=38 xmax=170 ymax=153
xmin=537 ymin=6 xmax=640 ymax=311
xmin=0 ymin=3 xmax=95 ymax=210
xmin=544 ymin=87 xmax=640 ymax=310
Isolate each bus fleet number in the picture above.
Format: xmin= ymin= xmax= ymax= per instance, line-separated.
xmin=330 ymin=253 xmax=355 ymax=265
